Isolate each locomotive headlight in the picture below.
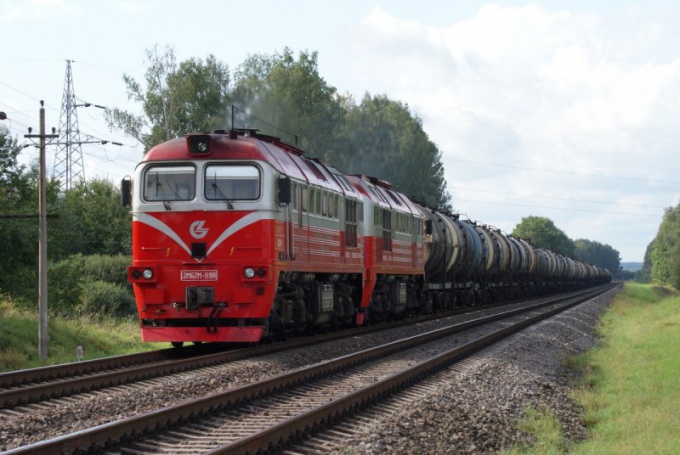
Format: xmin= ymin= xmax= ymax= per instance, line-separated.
xmin=244 ymin=267 xmax=256 ymax=279
xmin=143 ymin=268 xmax=154 ymax=280
xmin=188 ymin=134 xmax=211 ymax=154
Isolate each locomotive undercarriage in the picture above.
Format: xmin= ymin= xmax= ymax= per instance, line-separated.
xmin=364 ymin=275 xmax=424 ymax=322
xmin=267 ymin=272 xmax=426 ymax=339
xmin=267 ymin=272 xmax=358 ymax=339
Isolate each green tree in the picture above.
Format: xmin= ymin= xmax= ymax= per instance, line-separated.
xmin=637 ymin=240 xmax=653 ymax=283
xmin=230 ymin=49 xmax=450 ymax=209
xmin=0 ymin=127 xmax=40 ymax=299
xmin=230 ymin=48 xmax=346 ymax=159
xmin=574 ymin=238 xmax=621 ymax=276
xmin=342 ymin=94 xmax=451 ymax=210
xmin=0 ymin=126 xmax=22 ymax=186
xmin=106 ymin=46 xmax=451 ymax=210
xmin=50 ymin=178 xmax=131 ymax=258
xmin=106 ymin=45 xmax=230 ymax=151
xmin=512 ymin=216 xmax=575 ymax=257
xmin=650 ymin=203 xmax=680 ymax=288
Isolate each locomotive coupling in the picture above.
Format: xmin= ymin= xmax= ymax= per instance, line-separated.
xmin=186 ymin=286 xmax=215 ymax=310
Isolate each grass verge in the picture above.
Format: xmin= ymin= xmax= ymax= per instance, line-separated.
xmin=570 ymin=282 xmax=680 ymax=454
xmin=504 ymin=282 xmax=680 ymax=454
xmin=0 ymin=295 xmax=151 ymax=372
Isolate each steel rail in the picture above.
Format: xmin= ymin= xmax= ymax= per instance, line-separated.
xmin=212 ymin=283 xmax=617 ymax=454
xmin=3 ymin=283 xmax=616 ymax=455
xmin=0 ymin=287 xmax=592 ymax=408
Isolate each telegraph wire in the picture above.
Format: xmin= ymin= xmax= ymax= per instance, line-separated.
xmin=455 ymin=198 xmax=663 ymax=218
xmin=450 ymin=157 xmax=679 ymax=186
xmin=450 ymin=185 xmax=668 ymax=209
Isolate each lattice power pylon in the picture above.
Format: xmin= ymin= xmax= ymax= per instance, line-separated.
xmin=53 ymin=59 xmax=99 ymax=191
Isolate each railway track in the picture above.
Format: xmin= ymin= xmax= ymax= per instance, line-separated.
xmin=3 ymin=283 xmax=615 ymax=454
xmin=0 ymin=288 xmax=589 ymax=410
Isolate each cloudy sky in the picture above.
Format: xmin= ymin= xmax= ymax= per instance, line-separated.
xmin=2 ymin=0 xmax=679 ymax=263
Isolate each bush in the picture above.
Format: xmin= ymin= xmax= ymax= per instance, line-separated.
xmin=79 ymin=280 xmax=136 ymax=318
xmin=1 ymin=264 xmax=38 ymax=309
xmin=49 ymin=254 xmax=133 ymax=316
xmin=49 ymin=256 xmax=84 ymax=313
xmin=79 ymin=254 xmax=131 ymax=287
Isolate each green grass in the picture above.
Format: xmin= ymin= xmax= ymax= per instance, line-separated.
xmin=504 ymin=282 xmax=680 ymax=454
xmin=0 ymin=295 xmax=152 ymax=372
xmin=570 ymin=283 xmax=680 ymax=455
xmin=505 ymin=406 xmax=567 ymax=455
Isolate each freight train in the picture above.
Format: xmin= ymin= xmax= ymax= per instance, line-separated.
xmin=121 ymin=128 xmax=611 ymax=346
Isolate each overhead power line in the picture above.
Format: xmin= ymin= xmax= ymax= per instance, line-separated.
xmin=455 ymin=198 xmax=663 ymax=218
xmin=450 ymin=185 xmax=668 ymax=209
xmin=450 ymin=158 xmax=680 ymax=186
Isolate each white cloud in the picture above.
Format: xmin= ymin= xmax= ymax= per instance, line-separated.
xmin=0 ymin=0 xmax=70 ymax=21
xmin=114 ymin=1 xmax=152 ymax=15
xmin=350 ymin=3 xmax=680 ymax=261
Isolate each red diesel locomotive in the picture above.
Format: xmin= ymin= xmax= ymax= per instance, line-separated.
xmin=122 ymin=129 xmax=610 ymax=346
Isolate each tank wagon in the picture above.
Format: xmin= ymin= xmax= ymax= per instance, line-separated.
xmin=122 ymin=129 xmax=611 ymax=346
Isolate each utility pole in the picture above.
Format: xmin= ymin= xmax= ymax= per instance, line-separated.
xmin=25 ymin=101 xmax=58 ymax=360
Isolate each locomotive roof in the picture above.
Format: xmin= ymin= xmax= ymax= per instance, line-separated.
xmin=142 ymin=131 xmax=352 ymax=194
xmin=347 ymin=174 xmax=422 ymax=217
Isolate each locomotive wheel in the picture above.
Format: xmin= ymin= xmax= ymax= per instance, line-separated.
xmin=171 ymin=341 xmax=184 ymax=348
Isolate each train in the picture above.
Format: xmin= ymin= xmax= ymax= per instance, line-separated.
xmin=121 ymin=128 xmax=611 ymax=346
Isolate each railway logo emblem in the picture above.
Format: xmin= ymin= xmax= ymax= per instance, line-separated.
xmin=190 ymin=220 xmax=209 ymax=239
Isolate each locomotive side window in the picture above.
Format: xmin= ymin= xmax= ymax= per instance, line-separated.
xmin=322 ymin=192 xmax=329 ymax=217
xmin=144 ymin=165 xmax=195 ymax=201
xmin=301 ymin=185 xmax=309 ymax=212
xmin=291 ymin=182 xmax=299 ymax=211
xmin=204 ymin=164 xmax=260 ymax=200
xmin=315 ymin=188 xmax=321 ymax=214
xmin=345 ymin=198 xmax=358 ymax=247
xmin=309 ymin=188 xmax=317 ymax=214
xmin=382 ymin=209 xmax=393 ymax=251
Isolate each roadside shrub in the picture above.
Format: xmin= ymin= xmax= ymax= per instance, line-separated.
xmin=49 ymin=254 xmax=133 ymax=316
xmin=1 ymin=264 xmax=37 ymax=309
xmin=78 ymin=280 xmax=136 ymax=318
xmin=49 ymin=256 xmax=84 ymax=314
xmin=80 ymin=254 xmax=131 ymax=288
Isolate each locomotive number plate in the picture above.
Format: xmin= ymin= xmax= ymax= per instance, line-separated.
xmin=181 ymin=270 xmax=218 ymax=281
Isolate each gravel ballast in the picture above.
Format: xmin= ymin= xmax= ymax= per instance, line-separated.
xmin=326 ymin=286 xmax=619 ymax=454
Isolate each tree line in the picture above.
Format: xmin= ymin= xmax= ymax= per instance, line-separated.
xmin=1 ymin=45 xmax=636 ymax=316
xmin=512 ymin=215 xmax=622 ymax=276
xmin=106 ymin=45 xmax=452 ymax=210
xmin=640 ymin=203 xmax=680 ymax=287
xmin=0 ymin=126 xmax=131 ymax=308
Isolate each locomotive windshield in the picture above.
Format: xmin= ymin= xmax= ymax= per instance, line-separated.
xmin=204 ymin=164 xmax=260 ymax=200
xmin=143 ymin=165 xmax=195 ymax=202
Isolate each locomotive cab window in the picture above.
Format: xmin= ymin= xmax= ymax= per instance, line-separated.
xmin=144 ymin=165 xmax=195 ymax=201
xmin=204 ymin=164 xmax=260 ymax=200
